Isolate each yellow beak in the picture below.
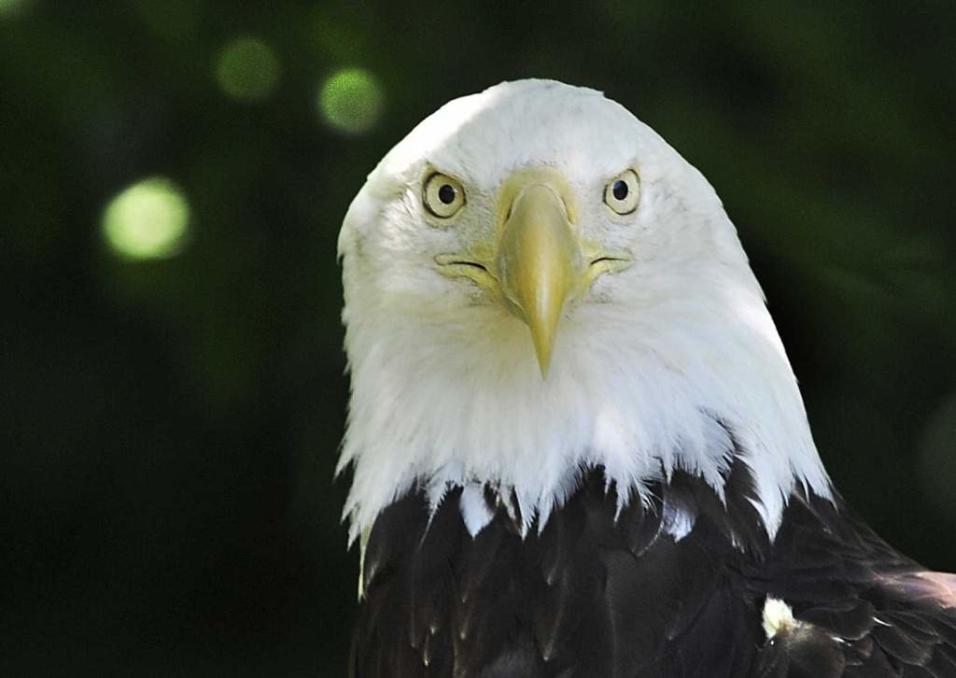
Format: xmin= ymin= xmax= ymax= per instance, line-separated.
xmin=496 ymin=173 xmax=586 ymax=377
xmin=435 ymin=168 xmax=631 ymax=378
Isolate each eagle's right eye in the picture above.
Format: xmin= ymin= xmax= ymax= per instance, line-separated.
xmin=423 ymin=172 xmax=466 ymax=219
xmin=603 ymin=169 xmax=640 ymax=216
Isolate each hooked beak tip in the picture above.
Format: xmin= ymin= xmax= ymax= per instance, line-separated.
xmin=535 ymin=342 xmax=552 ymax=379
xmin=527 ymin=314 xmax=559 ymax=379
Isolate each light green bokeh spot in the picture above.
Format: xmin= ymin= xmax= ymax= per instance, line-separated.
xmin=102 ymin=177 xmax=190 ymax=260
xmin=318 ymin=68 xmax=383 ymax=135
xmin=215 ymin=37 xmax=280 ymax=102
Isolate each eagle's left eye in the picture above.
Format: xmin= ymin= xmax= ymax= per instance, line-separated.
xmin=604 ymin=169 xmax=640 ymax=215
xmin=423 ymin=172 xmax=466 ymax=219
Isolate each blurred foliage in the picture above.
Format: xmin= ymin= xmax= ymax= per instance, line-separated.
xmin=102 ymin=177 xmax=190 ymax=259
xmin=1 ymin=1 xmax=954 ymax=675
xmin=319 ymin=67 xmax=383 ymax=134
xmin=215 ymin=36 xmax=281 ymax=103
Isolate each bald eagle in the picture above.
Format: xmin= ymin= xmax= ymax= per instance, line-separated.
xmin=336 ymin=80 xmax=956 ymax=677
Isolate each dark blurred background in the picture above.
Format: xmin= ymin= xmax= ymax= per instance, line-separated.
xmin=2 ymin=1 xmax=955 ymax=675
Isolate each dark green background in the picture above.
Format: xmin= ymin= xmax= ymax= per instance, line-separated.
xmin=3 ymin=2 xmax=955 ymax=675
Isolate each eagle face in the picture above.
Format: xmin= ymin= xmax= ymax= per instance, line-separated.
xmin=338 ymin=79 xmax=828 ymax=542
xmin=341 ymin=79 xmax=752 ymax=376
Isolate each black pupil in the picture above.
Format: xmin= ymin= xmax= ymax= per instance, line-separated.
xmin=612 ymin=180 xmax=629 ymax=201
xmin=438 ymin=184 xmax=456 ymax=205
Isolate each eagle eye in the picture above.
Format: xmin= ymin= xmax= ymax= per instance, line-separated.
xmin=603 ymin=169 xmax=640 ymax=215
xmin=423 ymin=172 xmax=466 ymax=219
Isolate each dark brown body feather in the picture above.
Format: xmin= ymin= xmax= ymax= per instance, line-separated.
xmin=351 ymin=459 xmax=956 ymax=677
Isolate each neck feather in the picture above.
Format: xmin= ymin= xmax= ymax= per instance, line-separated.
xmin=339 ymin=274 xmax=831 ymax=544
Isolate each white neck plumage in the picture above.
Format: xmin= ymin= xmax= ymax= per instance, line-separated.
xmin=338 ymin=251 xmax=832 ymax=545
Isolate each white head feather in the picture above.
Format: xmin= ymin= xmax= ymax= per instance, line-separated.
xmin=337 ymin=79 xmax=831 ymax=543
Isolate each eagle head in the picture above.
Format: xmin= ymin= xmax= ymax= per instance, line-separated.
xmin=337 ymin=79 xmax=829 ymax=541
